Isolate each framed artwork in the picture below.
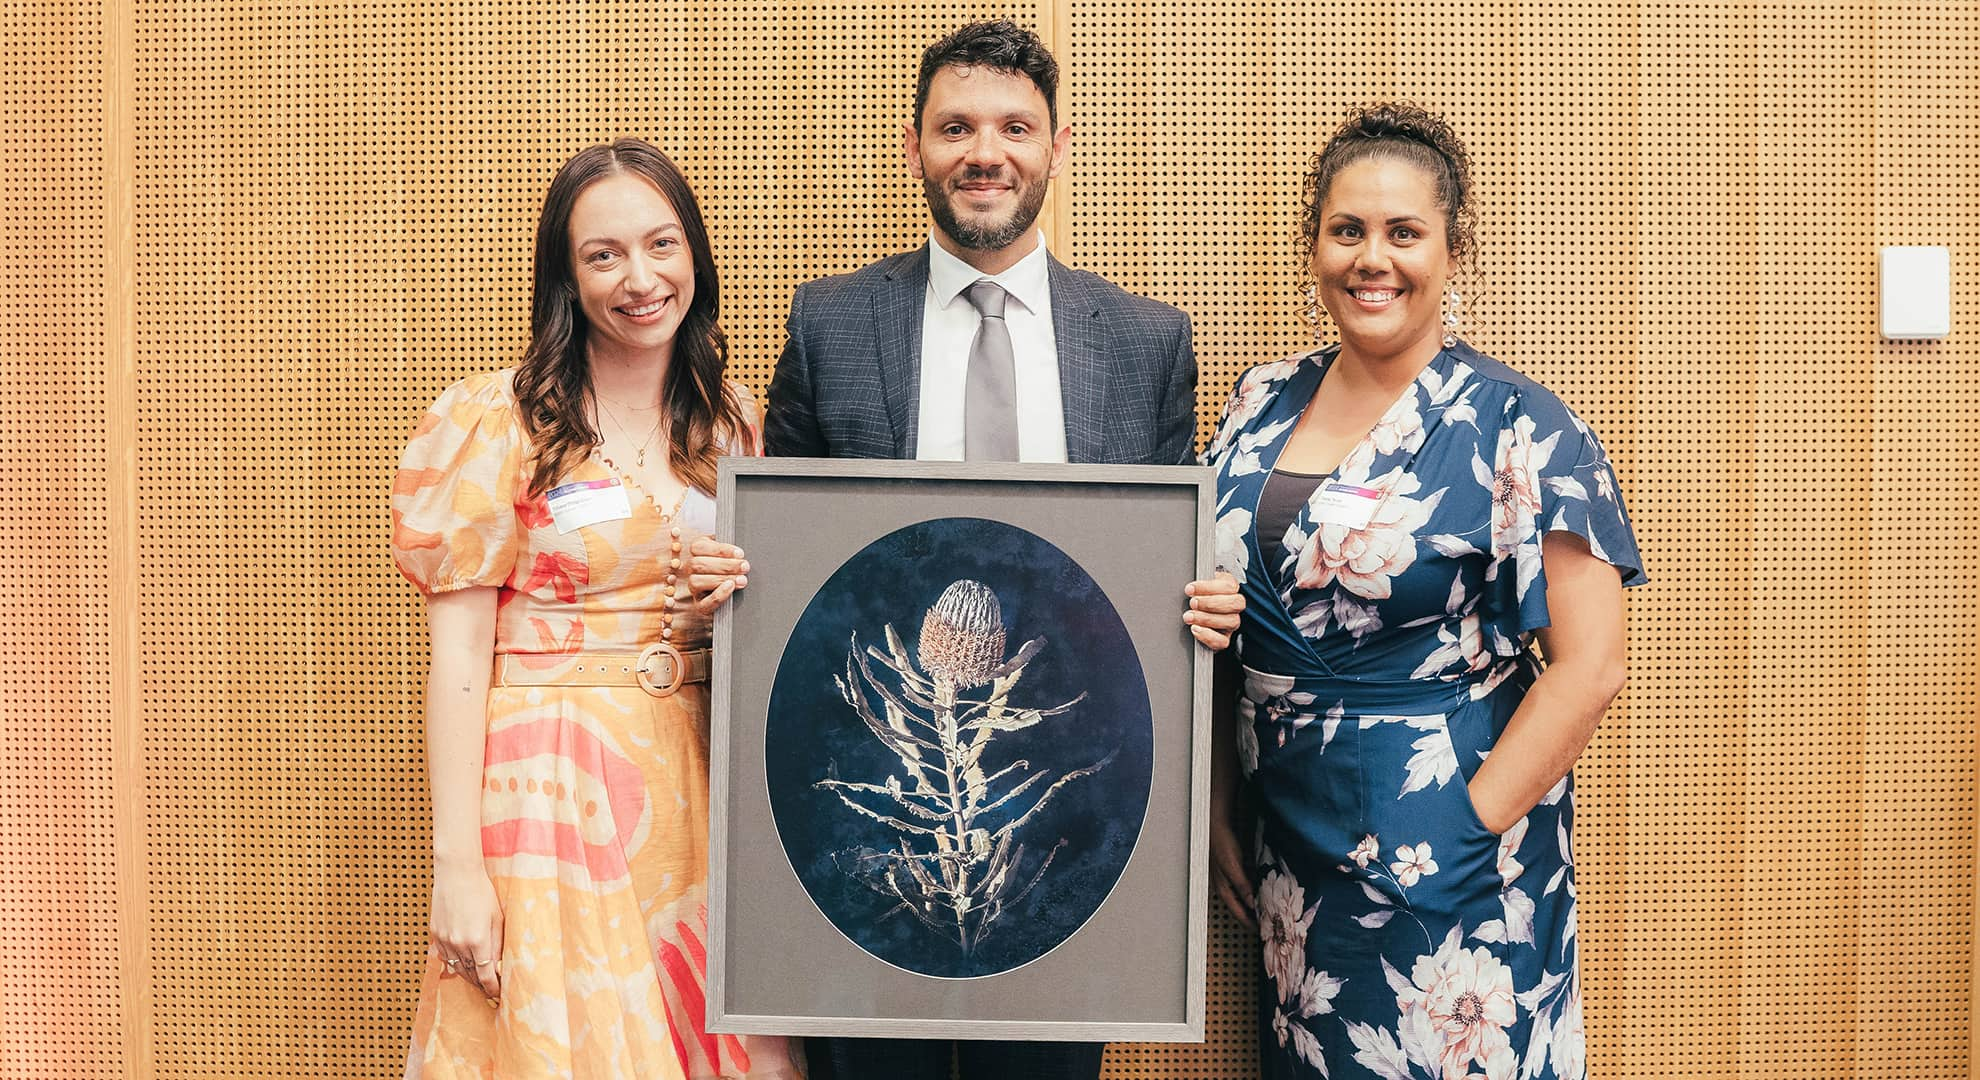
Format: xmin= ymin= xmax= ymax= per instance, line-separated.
xmin=707 ymin=458 xmax=1215 ymax=1042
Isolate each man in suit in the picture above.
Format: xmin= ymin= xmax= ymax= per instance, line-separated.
xmin=761 ymin=25 xmax=1197 ymax=469
xmin=756 ymin=28 xmax=1188 ymax=467
xmin=694 ymin=20 xmax=1242 ymax=1080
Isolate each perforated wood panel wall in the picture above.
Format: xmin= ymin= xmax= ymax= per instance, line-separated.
xmin=1862 ymin=3 xmax=1978 ymax=1071
xmin=129 ymin=3 xmax=430 ymax=1070
xmin=6 ymin=0 xmax=1977 ymax=1076
xmin=0 ymin=4 xmax=123 ymax=1078
xmin=1064 ymin=5 xmax=1977 ymax=1078
xmin=1630 ymin=6 xmax=1751 ymax=1070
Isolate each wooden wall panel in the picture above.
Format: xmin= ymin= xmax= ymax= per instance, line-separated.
xmin=0 ymin=4 xmax=123 ymax=1078
xmin=1749 ymin=5 xmax=1873 ymax=1073
xmin=1628 ymin=4 xmax=1755 ymax=1074
xmin=1 ymin=0 xmax=1973 ymax=1076
xmin=130 ymin=1 xmax=431 ymax=1067
xmin=1864 ymin=0 xmax=1979 ymax=1070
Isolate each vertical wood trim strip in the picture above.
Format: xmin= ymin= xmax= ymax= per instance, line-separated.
xmin=107 ymin=0 xmax=151 ymax=1071
xmin=1044 ymin=0 xmax=1072 ymax=262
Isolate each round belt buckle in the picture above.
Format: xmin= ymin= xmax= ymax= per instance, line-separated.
xmin=637 ymin=642 xmax=685 ymax=697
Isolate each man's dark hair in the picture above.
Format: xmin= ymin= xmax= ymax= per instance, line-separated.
xmin=913 ymin=20 xmax=1059 ymax=130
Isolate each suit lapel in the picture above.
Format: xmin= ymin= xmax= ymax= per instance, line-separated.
xmin=874 ymin=247 xmax=929 ymax=458
xmin=1048 ymin=256 xmax=1109 ymax=464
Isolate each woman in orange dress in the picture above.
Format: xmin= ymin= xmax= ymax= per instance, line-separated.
xmin=392 ymin=138 xmax=799 ymax=1079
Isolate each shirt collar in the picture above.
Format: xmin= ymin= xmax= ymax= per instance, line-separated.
xmin=926 ymin=229 xmax=1051 ymax=316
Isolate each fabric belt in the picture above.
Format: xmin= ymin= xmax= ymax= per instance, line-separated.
xmin=493 ymin=644 xmax=711 ymax=698
xmin=1239 ymin=659 xmax=1523 ymax=714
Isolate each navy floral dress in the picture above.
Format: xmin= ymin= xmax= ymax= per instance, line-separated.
xmin=1208 ymin=341 xmax=1644 ymax=1080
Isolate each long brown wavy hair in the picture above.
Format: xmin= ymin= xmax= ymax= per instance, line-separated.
xmin=513 ymin=138 xmax=745 ymax=498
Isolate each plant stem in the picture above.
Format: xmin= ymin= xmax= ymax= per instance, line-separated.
xmin=932 ymin=677 xmax=976 ymax=949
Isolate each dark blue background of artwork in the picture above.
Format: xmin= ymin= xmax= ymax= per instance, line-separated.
xmin=764 ymin=517 xmax=1153 ymax=979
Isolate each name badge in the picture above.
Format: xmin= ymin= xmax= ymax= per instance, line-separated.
xmin=1309 ymin=481 xmax=1383 ymax=530
xmin=546 ymin=478 xmax=633 ymax=534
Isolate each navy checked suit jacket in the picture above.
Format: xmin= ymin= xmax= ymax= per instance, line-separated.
xmin=764 ymin=245 xmax=1197 ymax=465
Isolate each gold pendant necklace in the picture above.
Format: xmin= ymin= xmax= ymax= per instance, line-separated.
xmin=597 ymin=399 xmax=662 ymax=468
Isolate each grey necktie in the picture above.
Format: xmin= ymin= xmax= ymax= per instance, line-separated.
xmin=963 ymin=280 xmax=1019 ymax=461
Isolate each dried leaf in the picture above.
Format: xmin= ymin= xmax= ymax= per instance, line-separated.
xmin=819 ymin=787 xmax=944 ymax=836
xmin=964 ymin=691 xmax=1088 ymax=734
xmin=882 ymin=624 xmax=934 ymax=692
xmin=973 ymin=764 xmax=1051 ymax=818
xmin=983 ymin=636 xmax=1044 ymax=682
xmin=814 ymin=778 xmax=950 ymax=822
xmin=998 ymin=749 xmax=1116 ymax=833
xmin=851 ymin=635 xmax=941 ymax=749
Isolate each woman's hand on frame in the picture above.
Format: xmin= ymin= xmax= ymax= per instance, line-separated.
xmin=687 ymin=537 xmax=749 ymax=616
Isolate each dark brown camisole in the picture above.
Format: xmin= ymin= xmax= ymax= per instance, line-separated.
xmin=1255 ymin=467 xmax=1329 ymax=581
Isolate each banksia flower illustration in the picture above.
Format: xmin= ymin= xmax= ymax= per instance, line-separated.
xmin=917 ymin=580 xmax=1005 ymax=688
xmin=821 ymin=578 xmax=1108 ymax=955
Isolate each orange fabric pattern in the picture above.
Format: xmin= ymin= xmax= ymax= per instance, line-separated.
xmin=392 ymin=370 xmax=797 ymax=1080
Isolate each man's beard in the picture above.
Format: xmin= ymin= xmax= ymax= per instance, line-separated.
xmin=924 ymin=168 xmax=1049 ymax=252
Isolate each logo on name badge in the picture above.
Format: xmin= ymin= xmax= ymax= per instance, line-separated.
xmin=1310 ymin=481 xmax=1383 ymax=530
xmin=546 ymin=477 xmax=633 ymax=534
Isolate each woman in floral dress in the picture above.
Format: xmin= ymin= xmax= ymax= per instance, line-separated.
xmin=1206 ymin=105 xmax=1645 ymax=1079
xmin=393 ymin=139 xmax=798 ymax=1079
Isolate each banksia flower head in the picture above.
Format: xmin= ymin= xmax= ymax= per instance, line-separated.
xmin=917 ymin=580 xmax=1006 ymax=688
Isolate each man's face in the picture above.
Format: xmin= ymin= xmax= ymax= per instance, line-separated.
xmin=907 ymin=64 xmax=1069 ymax=255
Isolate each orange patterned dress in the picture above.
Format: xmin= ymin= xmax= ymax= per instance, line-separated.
xmin=392 ymin=370 xmax=799 ymax=1080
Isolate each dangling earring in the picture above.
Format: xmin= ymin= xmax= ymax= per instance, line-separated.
xmin=1441 ymin=287 xmax=1462 ymax=348
xmin=1301 ymin=282 xmax=1324 ymax=343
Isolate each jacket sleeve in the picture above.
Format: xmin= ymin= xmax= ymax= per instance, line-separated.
xmin=1154 ymin=310 xmax=1200 ymax=466
xmin=764 ymin=282 xmax=826 ymax=458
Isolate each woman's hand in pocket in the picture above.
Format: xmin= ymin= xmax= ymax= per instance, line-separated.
xmin=1464 ymin=777 xmax=1520 ymax=837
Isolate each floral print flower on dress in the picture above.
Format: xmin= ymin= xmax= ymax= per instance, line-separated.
xmin=1389 ymin=842 xmax=1439 ymax=887
xmin=1390 ymin=928 xmax=1518 ymax=1080
xmin=1338 ymin=384 xmax=1428 ymax=478
xmin=1495 ymin=817 xmax=1529 ymax=887
xmin=1259 ymin=868 xmax=1319 ymax=994
xmin=1294 ymin=466 xmax=1442 ymax=601
xmin=1475 ymin=413 xmax=1559 ymax=559
xmin=1215 ymin=500 xmax=1255 ymax=585
xmin=1351 ymin=834 xmax=1382 ymax=868
xmin=1549 ymin=985 xmax=1586 ymax=1080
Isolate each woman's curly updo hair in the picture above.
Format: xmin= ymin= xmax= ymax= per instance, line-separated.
xmin=1299 ymin=102 xmax=1478 ymax=278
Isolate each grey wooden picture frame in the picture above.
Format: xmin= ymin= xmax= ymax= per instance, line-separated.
xmin=706 ymin=457 xmax=1215 ymax=1042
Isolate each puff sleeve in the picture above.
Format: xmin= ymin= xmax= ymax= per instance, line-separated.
xmin=391 ymin=371 xmax=527 ymax=595
xmin=1485 ymin=390 xmax=1646 ymax=637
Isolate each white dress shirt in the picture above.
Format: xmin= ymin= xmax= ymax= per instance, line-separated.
xmin=915 ymin=230 xmax=1068 ymax=463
